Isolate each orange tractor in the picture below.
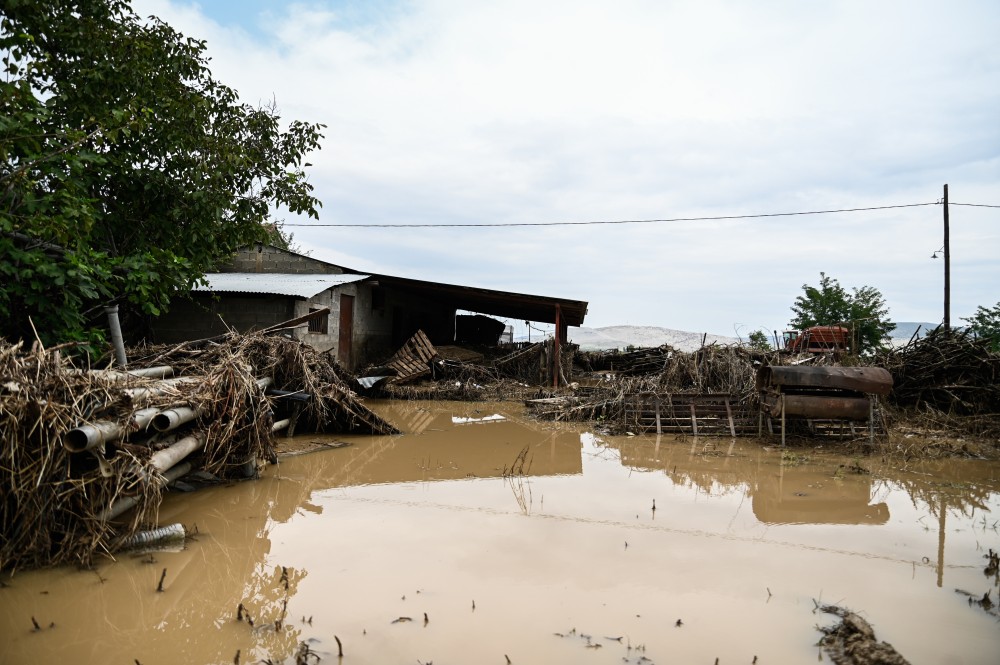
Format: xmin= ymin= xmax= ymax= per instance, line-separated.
xmin=781 ymin=326 xmax=849 ymax=353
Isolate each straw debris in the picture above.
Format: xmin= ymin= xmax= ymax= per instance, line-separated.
xmin=1 ymin=331 xmax=396 ymax=572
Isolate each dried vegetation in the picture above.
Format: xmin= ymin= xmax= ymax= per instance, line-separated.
xmin=876 ymin=326 xmax=1000 ymax=440
xmin=0 ymin=332 xmax=395 ymax=572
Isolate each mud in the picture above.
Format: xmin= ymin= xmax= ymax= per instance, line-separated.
xmin=1 ymin=400 xmax=998 ymax=664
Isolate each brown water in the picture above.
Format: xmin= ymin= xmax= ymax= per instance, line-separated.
xmin=2 ymin=401 xmax=999 ymax=665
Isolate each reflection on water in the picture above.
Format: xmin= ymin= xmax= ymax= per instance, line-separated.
xmin=1 ymin=401 xmax=998 ymax=665
xmin=612 ymin=435 xmax=891 ymax=524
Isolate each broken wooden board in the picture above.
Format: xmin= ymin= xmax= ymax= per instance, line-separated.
xmin=386 ymin=330 xmax=439 ymax=384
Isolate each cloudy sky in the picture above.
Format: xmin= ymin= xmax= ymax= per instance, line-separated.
xmin=134 ymin=0 xmax=999 ymax=339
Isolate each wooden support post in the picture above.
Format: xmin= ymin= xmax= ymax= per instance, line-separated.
xmin=690 ymin=402 xmax=698 ymax=437
xmin=725 ymin=397 xmax=736 ymax=437
xmin=552 ymin=305 xmax=562 ymax=388
xmin=869 ymin=396 xmax=875 ymax=447
xmin=654 ymin=398 xmax=662 ymax=435
xmin=780 ymin=394 xmax=786 ymax=447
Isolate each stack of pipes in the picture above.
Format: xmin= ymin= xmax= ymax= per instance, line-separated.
xmin=62 ymin=368 xmax=290 ymax=523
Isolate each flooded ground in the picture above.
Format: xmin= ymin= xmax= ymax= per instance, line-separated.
xmin=2 ymin=400 xmax=999 ymax=664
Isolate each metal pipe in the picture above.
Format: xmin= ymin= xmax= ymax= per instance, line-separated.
xmin=99 ymin=462 xmax=192 ymax=521
xmin=266 ymin=389 xmax=311 ymax=402
xmin=65 ymin=407 xmax=160 ymax=452
xmin=125 ymin=366 xmax=174 ymax=379
xmin=151 ymin=406 xmax=203 ymax=432
xmin=123 ymin=377 xmax=198 ymax=399
xmin=67 ymin=366 xmax=174 ymax=381
xmin=105 ymin=304 xmax=128 ymax=368
xmin=147 ymin=433 xmax=205 ymax=475
xmin=271 ymin=418 xmax=291 ymax=433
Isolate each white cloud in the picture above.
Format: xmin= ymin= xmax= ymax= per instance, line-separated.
xmin=135 ymin=0 xmax=1000 ymax=333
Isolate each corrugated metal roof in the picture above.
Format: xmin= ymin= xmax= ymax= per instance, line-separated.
xmin=193 ymin=273 xmax=370 ymax=298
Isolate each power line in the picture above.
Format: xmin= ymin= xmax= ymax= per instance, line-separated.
xmin=282 ymin=201 xmax=940 ymax=227
xmin=952 ymin=202 xmax=1000 ymax=209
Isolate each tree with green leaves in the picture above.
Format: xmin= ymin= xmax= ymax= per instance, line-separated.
xmin=962 ymin=301 xmax=1000 ymax=351
xmin=1 ymin=0 xmax=323 ymax=349
xmin=789 ymin=272 xmax=896 ymax=355
xmin=746 ymin=330 xmax=772 ymax=351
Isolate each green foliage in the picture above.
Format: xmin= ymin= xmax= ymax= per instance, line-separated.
xmin=746 ymin=330 xmax=772 ymax=351
xmin=963 ymin=301 xmax=1000 ymax=351
xmin=789 ymin=272 xmax=896 ymax=355
xmin=263 ymin=221 xmax=306 ymax=254
xmin=0 ymin=0 xmax=324 ymax=348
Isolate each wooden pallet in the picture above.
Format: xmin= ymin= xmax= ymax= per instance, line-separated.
xmin=386 ymin=330 xmax=439 ymax=384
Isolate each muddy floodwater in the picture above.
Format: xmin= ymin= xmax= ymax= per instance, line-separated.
xmin=2 ymin=401 xmax=999 ymax=664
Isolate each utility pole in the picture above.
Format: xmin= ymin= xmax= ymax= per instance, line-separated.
xmin=943 ymin=184 xmax=951 ymax=329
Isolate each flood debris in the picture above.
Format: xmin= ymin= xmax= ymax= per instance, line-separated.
xmin=0 ymin=331 xmax=397 ymax=572
xmin=155 ymin=568 xmax=167 ymax=592
xmin=294 ymin=641 xmax=321 ymax=665
xmin=877 ymin=326 xmax=1000 ymax=439
xmin=817 ymin=604 xmax=911 ymax=665
xmin=361 ymin=331 xmax=574 ymax=401
xmin=528 ymin=343 xmax=765 ymax=435
xmin=955 ymin=588 xmax=999 ymax=617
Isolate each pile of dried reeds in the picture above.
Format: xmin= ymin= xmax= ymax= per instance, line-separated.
xmin=132 ymin=333 xmax=397 ymax=436
xmin=1 ymin=332 xmax=397 ymax=572
xmin=533 ymin=344 xmax=765 ymax=429
xmin=578 ymin=344 xmax=677 ymax=375
xmin=877 ymin=327 xmax=1000 ymax=438
xmin=373 ymin=340 xmax=567 ymax=401
xmin=1 ymin=340 xmax=161 ymax=571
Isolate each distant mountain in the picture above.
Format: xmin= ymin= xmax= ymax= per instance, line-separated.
xmin=522 ymin=322 xmax=937 ymax=353
xmin=567 ymin=325 xmax=739 ymax=352
xmin=890 ymin=322 xmax=939 ymax=341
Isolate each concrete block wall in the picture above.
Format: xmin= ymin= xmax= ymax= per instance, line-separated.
xmin=154 ymin=294 xmax=297 ymax=343
xmin=290 ymin=287 xmax=340 ymax=354
xmin=220 ymin=245 xmax=345 ymax=275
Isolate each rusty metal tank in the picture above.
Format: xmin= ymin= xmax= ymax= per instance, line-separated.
xmin=756 ymin=365 xmax=893 ymax=420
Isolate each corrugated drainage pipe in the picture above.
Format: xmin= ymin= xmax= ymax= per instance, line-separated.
xmin=120 ymin=523 xmax=186 ymax=549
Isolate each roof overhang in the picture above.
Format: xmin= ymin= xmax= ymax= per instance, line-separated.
xmin=193 ymin=273 xmax=371 ymax=299
xmin=370 ymin=274 xmax=588 ymax=327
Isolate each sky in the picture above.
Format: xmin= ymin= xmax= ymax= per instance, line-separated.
xmin=132 ymin=0 xmax=999 ymax=339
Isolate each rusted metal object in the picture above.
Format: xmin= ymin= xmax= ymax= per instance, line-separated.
xmin=757 ymin=364 xmax=892 ymax=446
xmin=762 ymin=394 xmax=871 ymax=421
xmin=756 ymin=366 xmax=893 ymax=396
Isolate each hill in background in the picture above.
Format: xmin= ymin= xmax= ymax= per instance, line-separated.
xmin=891 ymin=321 xmax=939 ymax=342
xmin=558 ymin=322 xmax=939 ymax=353
xmin=567 ymin=326 xmax=738 ymax=352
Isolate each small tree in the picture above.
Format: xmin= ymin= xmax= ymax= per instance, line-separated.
xmin=747 ymin=330 xmax=772 ymax=351
xmin=963 ymin=301 xmax=1000 ymax=351
xmin=789 ymin=272 xmax=896 ymax=355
